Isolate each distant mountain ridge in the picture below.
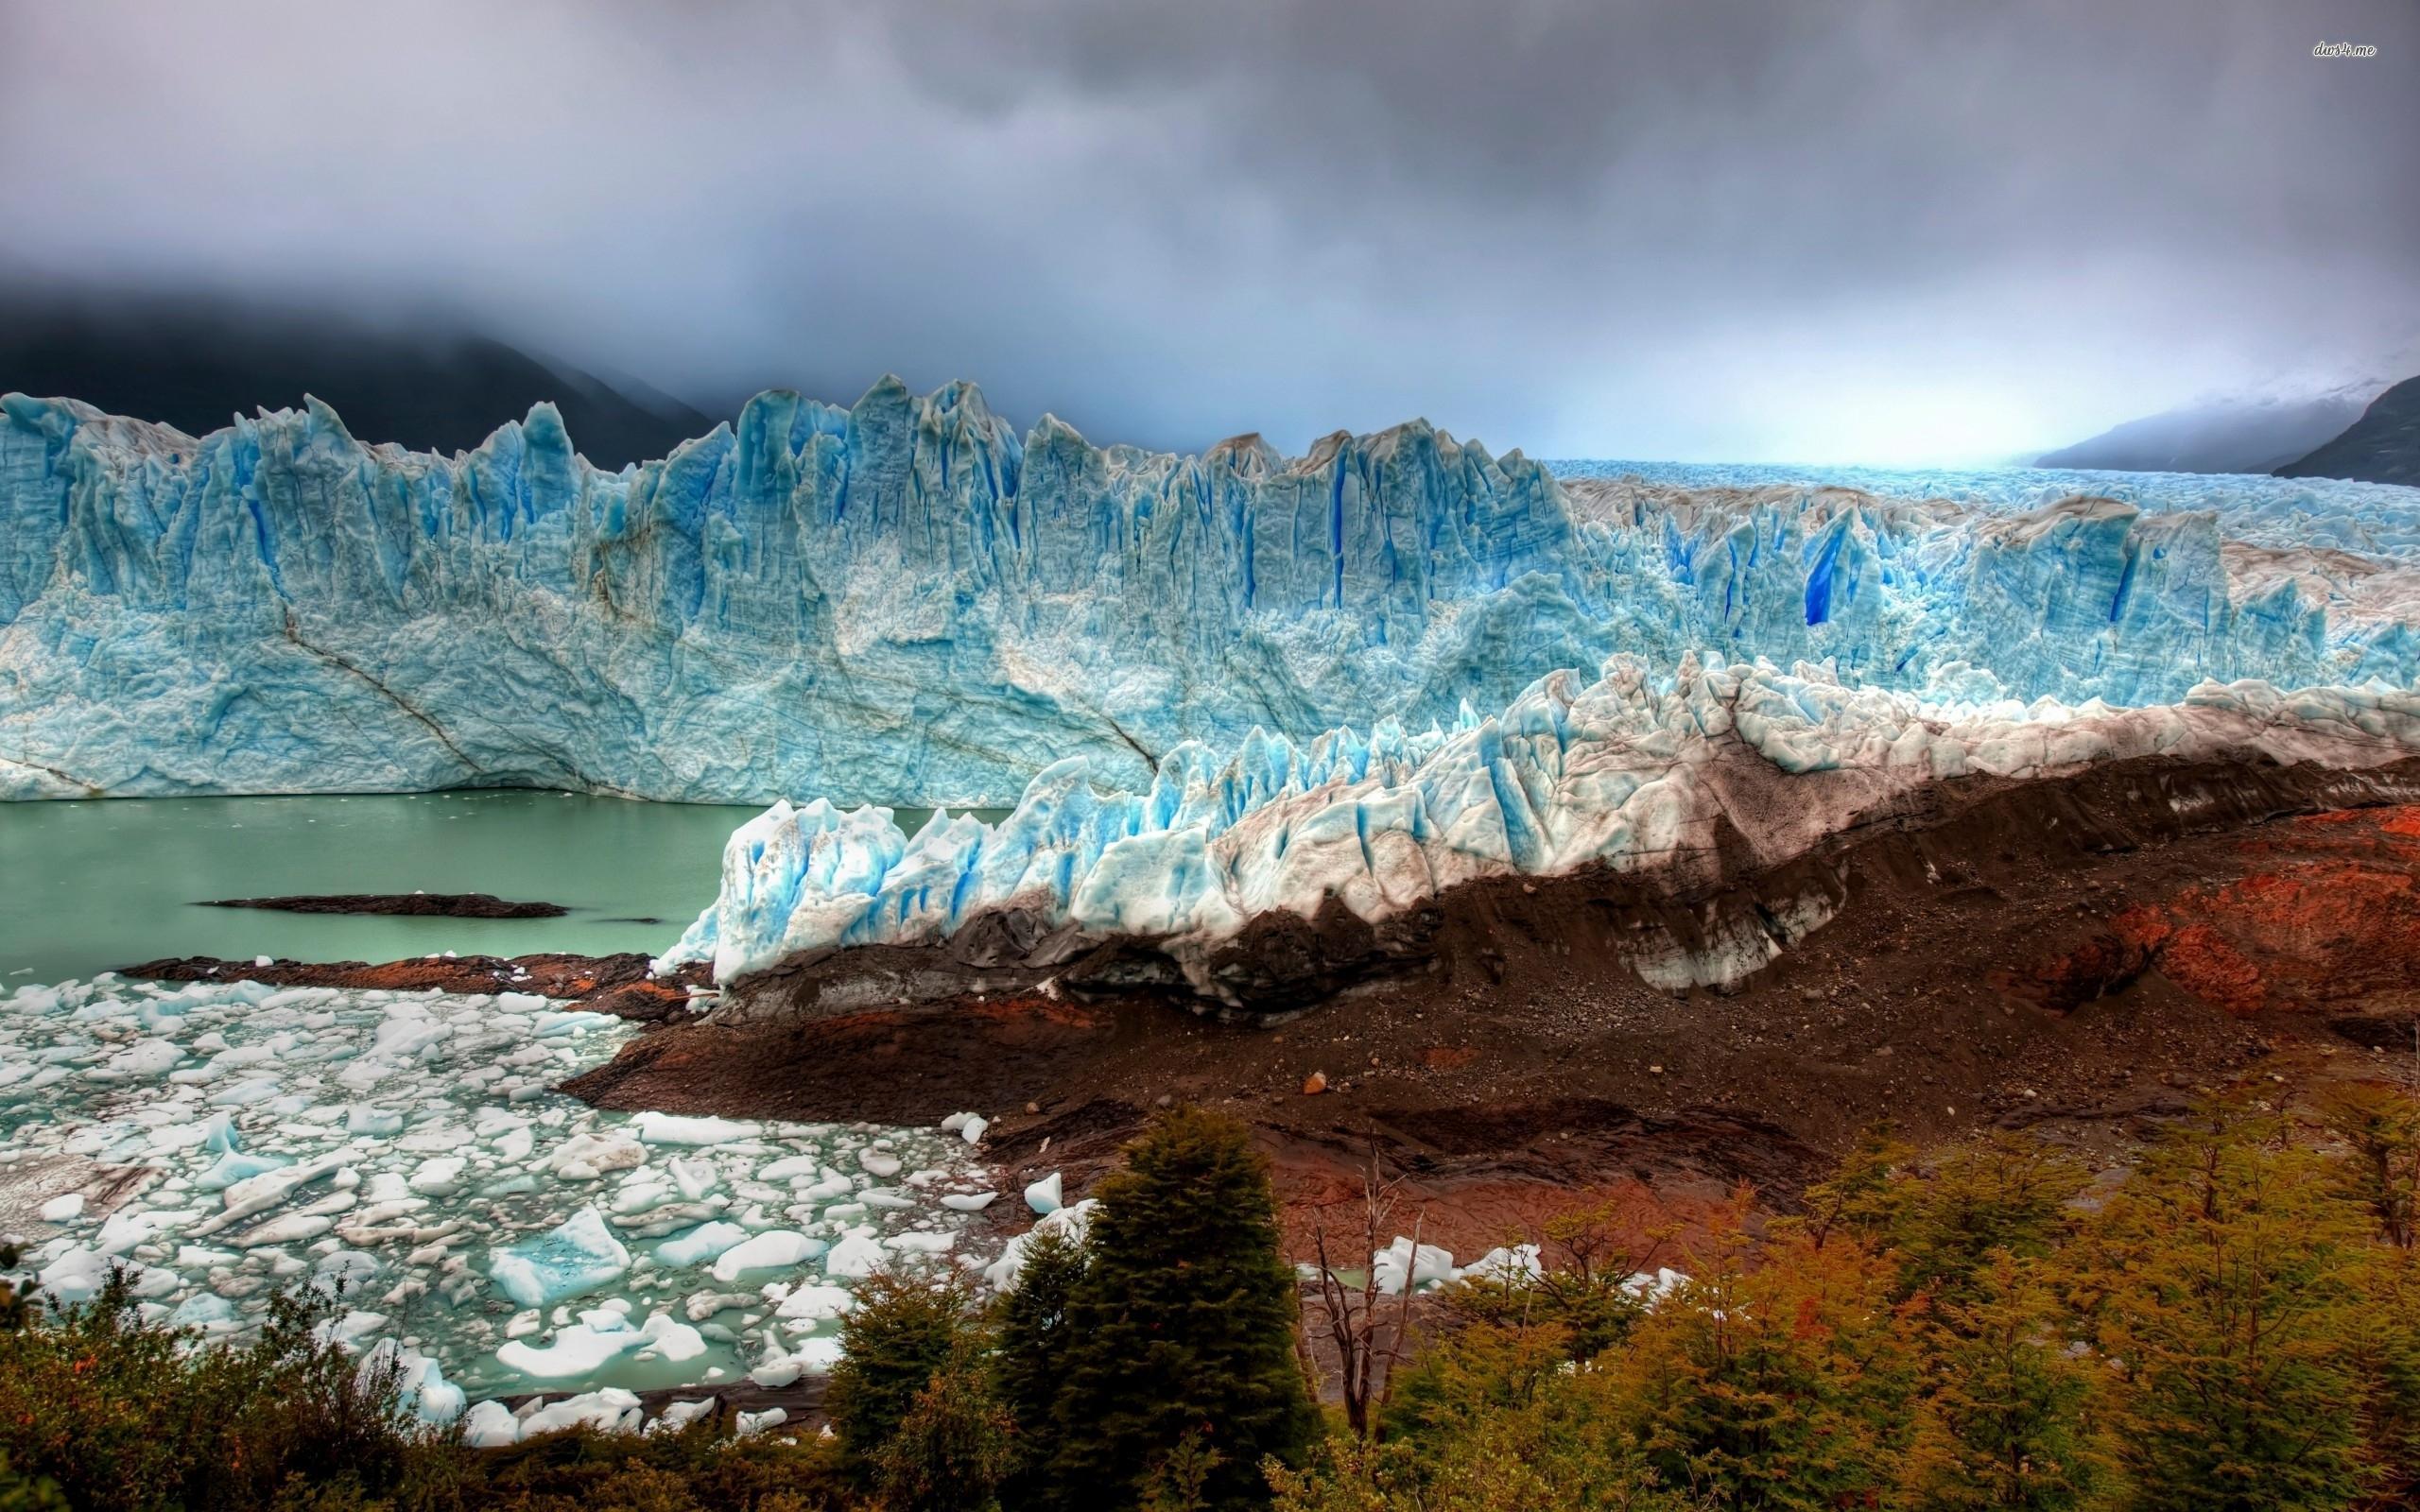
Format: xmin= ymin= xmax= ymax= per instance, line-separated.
xmin=2276 ymin=376 xmax=2420 ymax=487
xmin=2033 ymin=390 xmax=2372 ymax=475
xmin=0 ymin=296 xmax=709 ymax=471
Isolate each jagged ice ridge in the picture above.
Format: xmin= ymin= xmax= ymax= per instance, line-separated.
xmin=657 ymin=657 xmax=2420 ymax=992
xmin=7 ymin=379 xmax=2420 ymax=803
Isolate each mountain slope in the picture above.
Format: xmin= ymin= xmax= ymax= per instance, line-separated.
xmin=2276 ymin=375 xmax=2420 ymax=486
xmin=2033 ymin=392 xmax=2369 ymax=474
xmin=0 ymin=297 xmax=709 ymax=471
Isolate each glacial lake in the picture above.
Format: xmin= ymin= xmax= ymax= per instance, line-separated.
xmin=0 ymin=791 xmax=1015 ymax=1423
xmin=0 ymin=791 xmax=996 ymax=984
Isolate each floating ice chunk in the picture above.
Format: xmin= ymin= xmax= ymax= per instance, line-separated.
xmin=940 ymin=1192 xmax=997 ymax=1212
xmin=544 ymin=1131 xmax=646 ymax=1177
xmin=171 ymin=1292 xmax=235 ymax=1328
xmin=493 ymin=992 xmax=552 ymax=1014
xmin=959 ymin=1116 xmax=988 ymax=1145
xmin=197 ymin=1150 xmax=290 ymax=1191
xmin=735 ymin=1407 xmax=786 ymax=1438
xmin=313 ymin=1249 xmax=383 ymax=1298
xmin=314 ymin=1309 xmax=389 ymax=1349
xmin=238 ymin=1213 xmax=334 ymax=1248
xmin=38 ymin=1193 xmax=85 ymax=1222
xmin=1024 ymin=1172 xmax=1063 ymax=1215
xmin=635 ymin=1311 xmax=707 ymax=1364
xmin=1455 ymin=1245 xmax=1544 ymax=1286
xmin=534 ymin=1012 xmax=616 ymax=1039
xmin=773 ymin=1282 xmax=855 ymax=1322
xmin=791 ymin=1334 xmax=845 ymax=1372
xmin=648 ymin=1399 xmax=717 ymax=1436
xmin=985 ymin=1199 xmax=1098 ymax=1290
xmin=711 ymin=1229 xmax=823 ymax=1282
xmin=407 ymin=1158 xmax=468 ymax=1196
xmin=632 ymin=1112 xmax=761 ymax=1146
xmin=856 ymin=1147 xmax=903 ymax=1178
xmin=253 ymin=956 xmax=272 ymax=969
xmin=756 ymin=1154 xmax=821 ymax=1181
xmin=496 ymin=1320 xmax=646 ymax=1381
xmin=887 ymin=1231 xmax=955 ymax=1255
xmin=822 ymin=1230 xmax=887 ymax=1280
xmin=655 ymin=1221 xmax=750 ymax=1269
xmin=361 ymin=1341 xmax=466 ymax=1424
xmin=461 ymin=1400 xmax=519 ymax=1447
xmin=749 ymin=1347 xmax=804 ymax=1389
xmin=346 ymin=1106 xmax=406 ymax=1136
xmin=102 ymin=1039 xmax=183 ymax=1078
xmin=38 ymin=1247 xmax=121 ymax=1305
xmin=667 ymin=1156 xmax=720 ymax=1200
xmin=1373 ymin=1237 xmax=1458 ymax=1296
xmin=488 ymin=1208 xmax=631 ymax=1309
xmin=516 ymin=1387 xmax=644 ymax=1437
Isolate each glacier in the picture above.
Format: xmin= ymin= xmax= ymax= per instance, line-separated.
xmin=7 ymin=379 xmax=2420 ymax=803
xmin=654 ymin=657 xmax=2420 ymax=994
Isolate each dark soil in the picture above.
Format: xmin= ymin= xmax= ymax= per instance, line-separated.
xmin=198 ymin=892 xmax=568 ymax=918
xmin=132 ymin=756 xmax=2420 ymax=1267
xmin=562 ymin=754 xmax=2420 ymax=1259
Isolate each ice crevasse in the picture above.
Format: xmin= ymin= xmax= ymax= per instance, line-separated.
xmin=658 ymin=654 xmax=2420 ymax=992
xmin=7 ymin=378 xmax=2420 ymax=802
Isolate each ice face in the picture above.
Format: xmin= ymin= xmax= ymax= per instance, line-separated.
xmin=660 ymin=656 xmax=2420 ymax=989
xmin=5 ymin=382 xmax=2417 ymax=805
xmin=0 ymin=974 xmax=994 ymax=1408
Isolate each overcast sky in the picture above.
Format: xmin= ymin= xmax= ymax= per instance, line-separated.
xmin=3 ymin=0 xmax=2415 ymax=463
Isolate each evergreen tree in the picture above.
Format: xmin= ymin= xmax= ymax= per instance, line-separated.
xmin=1893 ymin=1135 xmax=2090 ymax=1301
xmin=1793 ymin=1123 xmax=1914 ymax=1251
xmin=1043 ymin=1108 xmax=1318 ymax=1510
xmin=827 ymin=1271 xmax=981 ymax=1483
xmin=1899 ymin=1251 xmax=2100 ymax=1512
xmin=1610 ymin=1194 xmax=1918 ymax=1512
xmin=990 ymin=1224 xmax=1088 ymax=1503
xmin=2072 ymin=1109 xmax=2376 ymax=1512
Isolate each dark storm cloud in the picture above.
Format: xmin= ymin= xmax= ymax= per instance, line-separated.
xmin=1 ymin=0 xmax=2414 ymax=463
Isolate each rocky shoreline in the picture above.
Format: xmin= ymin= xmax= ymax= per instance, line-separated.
xmin=95 ymin=746 xmax=2420 ymax=1434
xmin=122 ymin=753 xmax=2420 ymax=1276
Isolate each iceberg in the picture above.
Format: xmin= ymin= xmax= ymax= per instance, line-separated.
xmin=6 ymin=379 xmax=2418 ymax=804
xmin=487 ymin=1207 xmax=631 ymax=1309
xmin=658 ymin=656 xmax=2420 ymax=994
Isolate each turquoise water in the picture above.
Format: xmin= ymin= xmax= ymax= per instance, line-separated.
xmin=0 ymin=793 xmax=990 ymax=983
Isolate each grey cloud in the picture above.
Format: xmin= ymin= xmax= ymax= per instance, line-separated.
xmin=0 ymin=0 xmax=2414 ymax=463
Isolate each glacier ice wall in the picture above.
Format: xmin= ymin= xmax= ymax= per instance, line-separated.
xmin=658 ymin=657 xmax=2420 ymax=988
xmin=5 ymin=379 xmax=2420 ymax=802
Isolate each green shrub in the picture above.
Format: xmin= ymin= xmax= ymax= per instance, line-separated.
xmin=826 ymin=1270 xmax=984 ymax=1482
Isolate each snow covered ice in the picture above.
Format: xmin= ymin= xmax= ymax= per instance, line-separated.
xmin=7 ymin=380 xmax=2420 ymax=805
xmin=659 ymin=656 xmax=2420 ymax=992
xmin=0 ymin=974 xmax=994 ymax=1415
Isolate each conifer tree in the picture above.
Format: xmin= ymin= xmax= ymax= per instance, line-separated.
xmin=991 ymin=1223 xmax=1088 ymax=1503
xmin=1900 ymin=1250 xmax=2100 ymax=1512
xmin=828 ymin=1271 xmax=982 ymax=1483
xmin=1893 ymin=1134 xmax=2090 ymax=1302
xmin=2072 ymin=1108 xmax=2376 ymax=1512
xmin=1610 ymin=1192 xmax=1918 ymax=1512
xmin=1044 ymin=1107 xmax=1318 ymax=1510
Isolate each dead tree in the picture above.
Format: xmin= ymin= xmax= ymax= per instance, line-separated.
xmin=1300 ymin=1143 xmax=1425 ymax=1439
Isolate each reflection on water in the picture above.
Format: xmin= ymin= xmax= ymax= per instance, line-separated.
xmin=0 ymin=792 xmax=1003 ymax=982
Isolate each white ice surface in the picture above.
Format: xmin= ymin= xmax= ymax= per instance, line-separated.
xmin=0 ymin=976 xmax=993 ymax=1418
